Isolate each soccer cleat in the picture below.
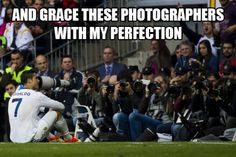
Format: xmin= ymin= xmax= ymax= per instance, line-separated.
xmin=48 ymin=135 xmax=64 ymax=142
xmin=64 ymin=136 xmax=79 ymax=143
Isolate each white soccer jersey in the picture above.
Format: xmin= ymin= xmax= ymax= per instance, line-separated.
xmin=8 ymin=85 xmax=65 ymax=143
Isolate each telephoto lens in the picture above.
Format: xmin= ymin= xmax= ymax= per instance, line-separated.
xmin=148 ymin=81 xmax=161 ymax=92
xmin=133 ymin=80 xmax=144 ymax=91
xmin=87 ymin=76 xmax=96 ymax=87
xmin=119 ymin=79 xmax=128 ymax=88
xmin=106 ymin=84 xmax=115 ymax=94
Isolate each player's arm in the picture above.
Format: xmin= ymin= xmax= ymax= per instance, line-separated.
xmin=37 ymin=92 xmax=65 ymax=113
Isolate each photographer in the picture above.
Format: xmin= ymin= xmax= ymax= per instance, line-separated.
xmin=112 ymin=69 xmax=137 ymax=139
xmin=205 ymin=72 xmax=223 ymax=130
xmin=128 ymin=65 xmax=141 ymax=83
xmin=194 ymin=61 xmax=236 ymax=141
xmin=169 ymin=67 xmax=194 ymax=141
xmin=216 ymin=60 xmax=236 ymax=129
xmin=78 ymin=71 xmax=103 ymax=119
xmin=53 ymin=55 xmax=84 ymax=131
xmin=129 ymin=74 xmax=172 ymax=141
xmin=100 ymin=80 xmax=117 ymax=130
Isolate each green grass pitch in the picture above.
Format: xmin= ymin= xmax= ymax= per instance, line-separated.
xmin=0 ymin=142 xmax=236 ymax=157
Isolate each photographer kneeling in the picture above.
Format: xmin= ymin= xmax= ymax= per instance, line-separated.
xmin=129 ymin=74 xmax=171 ymax=141
xmin=112 ymin=79 xmax=135 ymax=140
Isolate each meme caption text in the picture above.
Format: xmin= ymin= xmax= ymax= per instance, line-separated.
xmin=12 ymin=8 xmax=224 ymax=40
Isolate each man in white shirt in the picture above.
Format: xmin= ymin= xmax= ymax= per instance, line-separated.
xmin=8 ymin=70 xmax=78 ymax=143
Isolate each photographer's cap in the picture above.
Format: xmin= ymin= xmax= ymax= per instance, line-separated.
xmin=128 ymin=65 xmax=139 ymax=73
xmin=142 ymin=67 xmax=154 ymax=75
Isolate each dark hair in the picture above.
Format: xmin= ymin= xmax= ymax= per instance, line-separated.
xmin=198 ymin=40 xmax=212 ymax=61
xmin=4 ymin=7 xmax=13 ymax=23
xmin=11 ymin=50 xmax=23 ymax=57
xmin=222 ymin=40 xmax=235 ymax=48
xmin=4 ymin=79 xmax=18 ymax=89
xmin=175 ymin=44 xmax=180 ymax=51
xmin=61 ymin=54 xmax=73 ymax=63
xmin=21 ymin=70 xmax=36 ymax=85
xmin=180 ymin=40 xmax=193 ymax=50
xmin=86 ymin=70 xmax=100 ymax=78
xmin=103 ymin=46 xmax=116 ymax=55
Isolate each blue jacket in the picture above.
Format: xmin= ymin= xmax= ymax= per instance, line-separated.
xmin=97 ymin=62 xmax=127 ymax=79
xmin=205 ymin=56 xmax=219 ymax=72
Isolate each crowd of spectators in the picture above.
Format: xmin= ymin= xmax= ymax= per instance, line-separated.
xmin=0 ymin=0 xmax=103 ymax=66
xmin=0 ymin=0 xmax=236 ymax=142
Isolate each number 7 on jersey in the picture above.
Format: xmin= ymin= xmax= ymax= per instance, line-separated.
xmin=12 ymin=98 xmax=23 ymax=117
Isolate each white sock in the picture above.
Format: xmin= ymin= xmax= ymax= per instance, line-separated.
xmin=33 ymin=111 xmax=57 ymax=141
xmin=54 ymin=116 xmax=72 ymax=140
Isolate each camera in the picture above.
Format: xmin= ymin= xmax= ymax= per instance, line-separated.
xmin=87 ymin=76 xmax=96 ymax=87
xmin=119 ymin=80 xmax=128 ymax=88
xmin=168 ymin=85 xmax=181 ymax=97
xmin=207 ymin=89 xmax=220 ymax=98
xmin=37 ymin=76 xmax=70 ymax=90
xmin=148 ymin=81 xmax=161 ymax=92
xmin=133 ymin=80 xmax=144 ymax=91
xmin=106 ymin=84 xmax=115 ymax=94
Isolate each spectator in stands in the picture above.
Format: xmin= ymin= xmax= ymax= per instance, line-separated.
xmin=189 ymin=40 xmax=218 ymax=72
xmin=175 ymin=40 xmax=195 ymax=70
xmin=145 ymin=39 xmax=171 ymax=75
xmin=0 ymin=0 xmax=13 ymax=35
xmin=178 ymin=3 xmax=220 ymax=56
xmin=1 ymin=50 xmax=32 ymax=102
xmin=171 ymin=44 xmax=182 ymax=68
xmin=0 ymin=36 xmax=7 ymax=58
xmin=170 ymin=44 xmax=182 ymax=78
xmin=180 ymin=21 xmax=220 ymax=57
xmin=10 ymin=0 xmax=24 ymax=7
xmin=3 ymin=50 xmax=32 ymax=83
xmin=45 ymin=0 xmax=56 ymax=7
xmin=63 ymin=0 xmax=79 ymax=8
xmin=0 ymin=70 xmax=4 ymax=103
xmin=35 ymin=54 xmax=55 ymax=78
xmin=2 ymin=0 xmax=13 ymax=8
xmin=24 ymin=0 xmax=34 ymax=7
xmin=97 ymin=46 xmax=127 ymax=83
xmin=4 ymin=7 xmax=13 ymax=24
xmin=219 ymin=41 xmax=236 ymax=74
xmin=219 ymin=0 xmax=236 ymax=43
xmin=0 ymin=79 xmax=18 ymax=141
xmin=27 ymin=0 xmax=50 ymax=54
xmin=4 ymin=21 xmax=34 ymax=63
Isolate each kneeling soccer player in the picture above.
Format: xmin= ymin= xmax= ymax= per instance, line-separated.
xmin=8 ymin=70 xmax=78 ymax=143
